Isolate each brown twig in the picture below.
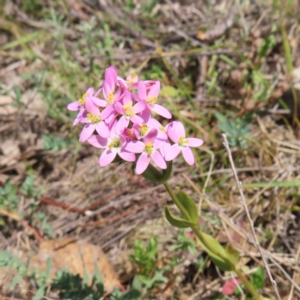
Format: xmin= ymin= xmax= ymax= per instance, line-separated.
xmin=0 ymin=208 xmax=43 ymax=242
xmin=222 ymin=134 xmax=281 ymax=299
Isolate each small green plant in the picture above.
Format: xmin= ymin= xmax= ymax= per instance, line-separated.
xmin=33 ymin=212 xmax=53 ymax=238
xmin=0 ymin=180 xmax=19 ymax=212
xmin=130 ymin=237 xmax=168 ymax=291
xmin=42 ymin=134 xmax=72 ymax=151
xmin=131 ymin=237 xmax=158 ymax=274
xmin=171 ymin=229 xmax=197 ymax=254
xmin=216 ymin=112 xmax=252 ymax=148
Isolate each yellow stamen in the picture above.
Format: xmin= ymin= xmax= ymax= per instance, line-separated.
xmin=107 ymin=92 xmax=115 ymax=104
xmin=108 ymin=138 xmax=121 ymax=149
xmin=124 ymin=104 xmax=135 ymax=117
xmin=159 ymin=126 xmax=166 ymax=132
xmin=78 ymin=93 xmax=87 ymax=105
xmin=146 ymin=96 xmax=157 ymax=105
xmin=87 ymin=113 xmax=101 ymax=123
xmin=144 ymin=142 xmax=154 ymax=155
xmin=139 ymin=124 xmax=149 ymax=136
xmin=178 ymin=136 xmax=189 ymax=147
xmin=126 ymin=73 xmax=137 ymax=85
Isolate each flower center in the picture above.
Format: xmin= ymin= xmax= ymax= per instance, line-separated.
xmin=78 ymin=93 xmax=87 ymax=105
xmin=124 ymin=104 xmax=135 ymax=117
xmin=146 ymin=96 xmax=157 ymax=105
xmin=178 ymin=136 xmax=189 ymax=147
xmin=159 ymin=126 xmax=166 ymax=132
xmin=123 ymin=128 xmax=134 ymax=140
xmin=108 ymin=137 xmax=121 ymax=149
xmin=139 ymin=124 xmax=149 ymax=136
xmin=87 ymin=113 xmax=101 ymax=124
xmin=144 ymin=142 xmax=154 ymax=155
xmin=107 ymin=92 xmax=115 ymax=104
xmin=126 ymin=73 xmax=137 ymax=85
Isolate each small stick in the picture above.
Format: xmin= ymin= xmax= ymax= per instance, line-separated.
xmin=222 ymin=134 xmax=281 ymax=299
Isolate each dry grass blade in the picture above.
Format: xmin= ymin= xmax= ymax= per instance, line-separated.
xmin=222 ymin=134 xmax=281 ymax=299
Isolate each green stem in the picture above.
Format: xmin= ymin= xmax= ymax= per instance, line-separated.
xmin=163 ymin=181 xmax=262 ymax=300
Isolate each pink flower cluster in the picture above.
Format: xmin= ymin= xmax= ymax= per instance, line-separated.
xmin=67 ymin=66 xmax=203 ymax=174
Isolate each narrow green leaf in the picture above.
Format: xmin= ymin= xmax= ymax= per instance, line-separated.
xmin=242 ymin=180 xmax=300 ymax=188
xmin=197 ymin=231 xmax=233 ymax=271
xmin=10 ymin=274 xmax=23 ymax=288
xmin=2 ymin=31 xmax=42 ymax=50
xmin=177 ymin=190 xmax=199 ymax=224
xmin=225 ymin=244 xmax=240 ymax=266
xmin=33 ymin=286 xmax=45 ymax=300
xmin=164 ymin=206 xmax=195 ymax=228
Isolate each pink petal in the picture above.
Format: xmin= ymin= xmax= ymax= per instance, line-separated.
xmin=101 ymin=105 xmax=114 ymax=120
xmin=222 ymin=278 xmax=242 ymax=295
xmin=152 ymin=104 xmax=172 ymax=119
xmin=92 ymin=97 xmax=106 ymax=107
xmin=96 ymin=122 xmax=109 ymax=138
xmin=122 ymin=91 xmax=133 ymax=106
xmin=152 ymin=150 xmax=167 ymax=169
xmin=159 ymin=141 xmax=171 ymax=158
xmin=144 ymin=129 xmax=158 ymax=143
xmin=104 ymin=66 xmax=117 ymax=91
xmin=79 ymin=124 xmax=95 ymax=142
xmin=139 ymin=107 xmax=151 ymax=123
xmin=133 ymin=101 xmax=146 ymax=113
xmin=114 ymin=102 xmax=125 ymax=115
xmin=137 ymin=81 xmax=147 ymax=100
xmin=94 ymin=87 xmax=102 ymax=97
xmin=167 ymin=126 xmax=180 ymax=143
xmin=130 ymin=115 xmax=143 ymax=124
xmin=67 ymin=101 xmax=81 ymax=111
xmin=73 ymin=109 xmax=84 ymax=126
xmin=87 ymin=135 xmax=107 ymax=148
xmin=172 ymin=121 xmax=186 ymax=137
xmin=99 ymin=148 xmax=117 ymax=167
xmin=182 ymin=147 xmax=195 ymax=165
xmin=165 ymin=144 xmax=181 ymax=161
xmin=186 ymin=138 xmax=204 ymax=147
xmin=116 ymin=116 xmax=129 ymax=133
xmin=148 ymin=81 xmax=160 ymax=98
xmin=136 ymin=153 xmax=151 ymax=174
xmin=86 ymin=87 xmax=94 ymax=96
xmin=119 ymin=150 xmax=136 ymax=162
xmin=125 ymin=141 xmax=145 ymax=153
xmin=85 ymin=97 xmax=99 ymax=113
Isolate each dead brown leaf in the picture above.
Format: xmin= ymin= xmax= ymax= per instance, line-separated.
xmin=28 ymin=238 xmax=121 ymax=292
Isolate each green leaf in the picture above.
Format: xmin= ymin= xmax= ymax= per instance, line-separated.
xmin=225 ymin=244 xmax=240 ymax=266
xmin=197 ymin=232 xmax=233 ymax=271
xmin=177 ymin=190 xmax=199 ymax=224
xmin=250 ymin=266 xmax=265 ymax=291
xmin=10 ymin=274 xmax=23 ymax=288
xmin=164 ymin=206 xmax=195 ymax=228
xmin=242 ymin=180 xmax=300 ymax=188
xmin=33 ymin=286 xmax=45 ymax=300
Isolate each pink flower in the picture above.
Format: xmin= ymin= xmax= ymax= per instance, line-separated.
xmin=87 ymin=121 xmax=135 ymax=167
xmin=222 ymin=278 xmax=242 ymax=295
xmin=67 ymin=87 xmax=105 ymax=126
xmin=118 ymin=73 xmax=138 ymax=91
xmin=165 ymin=121 xmax=203 ymax=165
xmin=99 ymin=66 xmax=122 ymax=120
xmin=125 ymin=129 xmax=167 ymax=174
xmin=79 ymin=103 xmax=109 ymax=142
xmin=114 ymin=91 xmax=146 ymax=132
xmin=137 ymin=81 xmax=172 ymax=120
